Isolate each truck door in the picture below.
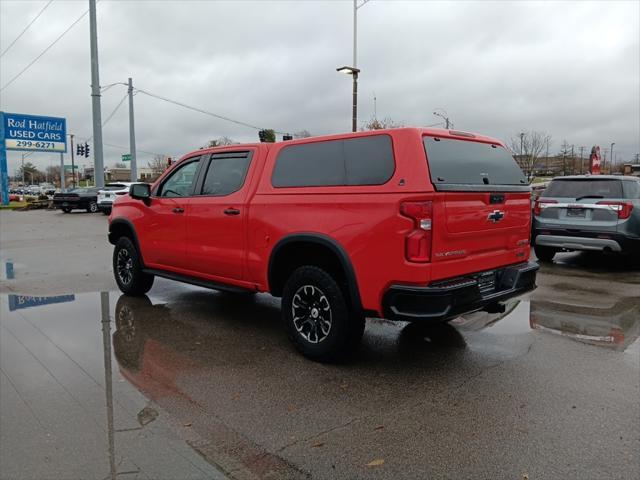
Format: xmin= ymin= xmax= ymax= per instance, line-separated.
xmin=185 ymin=150 xmax=255 ymax=281
xmin=142 ymin=157 xmax=202 ymax=270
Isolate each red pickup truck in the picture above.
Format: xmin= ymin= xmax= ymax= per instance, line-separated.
xmin=108 ymin=127 xmax=538 ymax=361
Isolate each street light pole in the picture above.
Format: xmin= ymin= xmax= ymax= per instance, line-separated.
xmin=89 ymin=0 xmax=105 ymax=188
xmin=351 ymin=71 xmax=358 ymax=133
xmin=609 ymin=142 xmax=615 ymax=174
xmin=433 ymin=109 xmax=452 ymax=129
xmin=337 ymin=66 xmax=360 ymax=132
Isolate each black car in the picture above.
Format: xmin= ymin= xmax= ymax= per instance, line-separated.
xmin=53 ymin=187 xmax=101 ymax=213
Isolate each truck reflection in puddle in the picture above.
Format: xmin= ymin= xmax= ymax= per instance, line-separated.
xmin=530 ymin=296 xmax=640 ymax=350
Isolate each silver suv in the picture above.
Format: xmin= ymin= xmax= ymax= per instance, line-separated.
xmin=532 ymin=175 xmax=640 ymax=261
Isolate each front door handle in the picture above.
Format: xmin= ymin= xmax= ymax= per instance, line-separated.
xmin=172 ymin=207 xmax=184 ymax=214
xmin=224 ymin=208 xmax=240 ymax=216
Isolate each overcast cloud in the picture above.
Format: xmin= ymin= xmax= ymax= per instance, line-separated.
xmin=1 ymin=0 xmax=638 ymax=174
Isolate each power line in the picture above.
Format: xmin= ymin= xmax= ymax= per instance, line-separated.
xmin=102 ymin=93 xmax=128 ymax=128
xmin=134 ymin=87 xmax=287 ymax=134
xmin=0 ymin=0 xmax=54 ymax=58
xmin=0 ymin=7 xmax=89 ymax=92
xmin=103 ymin=142 xmax=173 ymax=158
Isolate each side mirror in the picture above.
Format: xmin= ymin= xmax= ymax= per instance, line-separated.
xmin=130 ymin=183 xmax=151 ymax=202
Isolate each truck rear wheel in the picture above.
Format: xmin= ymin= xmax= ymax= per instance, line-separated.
xmin=282 ymin=265 xmax=364 ymax=362
xmin=113 ymin=237 xmax=154 ymax=295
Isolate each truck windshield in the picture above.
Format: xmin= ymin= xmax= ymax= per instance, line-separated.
xmin=423 ymin=136 xmax=526 ymax=187
xmin=542 ymin=179 xmax=623 ymax=199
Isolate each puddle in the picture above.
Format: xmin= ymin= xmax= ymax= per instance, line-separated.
xmin=0 ymin=291 xmax=226 ymax=480
xmin=530 ymin=295 xmax=640 ymax=351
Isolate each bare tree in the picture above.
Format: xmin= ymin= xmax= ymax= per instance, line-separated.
xmin=293 ymin=130 xmax=312 ymax=139
xmin=148 ymin=154 xmax=168 ymax=180
xmin=509 ymin=131 xmax=553 ymax=180
xmin=46 ymin=165 xmax=61 ymax=185
xmin=205 ymin=136 xmax=238 ymax=148
xmin=362 ymin=116 xmax=403 ymax=131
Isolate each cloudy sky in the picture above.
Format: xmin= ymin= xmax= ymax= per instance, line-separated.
xmin=1 ymin=0 xmax=638 ymax=174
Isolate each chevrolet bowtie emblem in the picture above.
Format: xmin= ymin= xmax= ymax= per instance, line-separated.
xmin=487 ymin=210 xmax=505 ymax=223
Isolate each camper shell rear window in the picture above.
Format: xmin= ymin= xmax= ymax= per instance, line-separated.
xmin=423 ymin=136 xmax=527 ymax=191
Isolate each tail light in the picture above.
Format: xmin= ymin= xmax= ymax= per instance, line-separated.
xmin=400 ymin=201 xmax=432 ymax=262
xmin=534 ymin=199 xmax=557 ymax=216
xmin=597 ymin=201 xmax=633 ymax=219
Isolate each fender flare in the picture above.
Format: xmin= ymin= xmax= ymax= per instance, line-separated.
xmin=268 ymin=233 xmax=363 ymax=314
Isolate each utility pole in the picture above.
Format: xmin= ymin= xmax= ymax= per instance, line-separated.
xmin=579 ymin=146 xmax=585 ymax=174
xmin=70 ymin=134 xmax=76 ymax=188
xmin=128 ymin=77 xmax=137 ymax=182
xmin=21 ymin=153 xmax=25 ymax=184
xmin=571 ymin=145 xmax=574 ymax=175
xmin=545 ymin=138 xmax=550 ymax=175
xmin=89 ymin=0 xmax=105 ymax=188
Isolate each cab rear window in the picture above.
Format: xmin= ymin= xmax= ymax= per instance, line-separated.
xmin=272 ymin=135 xmax=394 ymax=187
xmin=542 ymin=179 xmax=623 ymax=199
xmin=423 ymin=136 xmax=526 ymax=188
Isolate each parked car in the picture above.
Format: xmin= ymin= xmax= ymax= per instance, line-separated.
xmin=532 ymin=175 xmax=640 ymax=261
xmin=53 ymin=187 xmax=101 ymax=213
xmin=25 ymin=185 xmax=43 ymax=195
xmin=97 ymin=182 xmax=143 ymax=215
xmin=108 ymin=128 xmax=538 ymax=361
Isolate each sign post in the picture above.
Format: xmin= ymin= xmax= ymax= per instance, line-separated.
xmin=0 ymin=112 xmax=8 ymax=205
xmin=0 ymin=112 xmax=67 ymax=205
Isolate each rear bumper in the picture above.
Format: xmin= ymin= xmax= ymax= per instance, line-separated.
xmin=98 ymin=201 xmax=113 ymax=212
xmin=533 ymin=229 xmax=640 ymax=254
xmin=382 ymin=262 xmax=538 ymax=322
xmin=53 ymin=200 xmax=83 ymax=209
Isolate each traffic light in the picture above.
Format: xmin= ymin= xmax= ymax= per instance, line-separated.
xmin=84 ymin=143 xmax=90 ymax=158
xmin=76 ymin=144 xmax=85 ymax=157
xmin=258 ymin=130 xmax=267 ymax=143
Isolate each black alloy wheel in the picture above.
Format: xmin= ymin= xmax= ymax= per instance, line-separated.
xmin=282 ymin=265 xmax=365 ymax=362
xmin=113 ymin=237 xmax=154 ymax=295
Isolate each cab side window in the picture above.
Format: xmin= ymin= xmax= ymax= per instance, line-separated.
xmin=158 ymin=158 xmax=200 ymax=197
xmin=200 ymin=152 xmax=251 ymax=196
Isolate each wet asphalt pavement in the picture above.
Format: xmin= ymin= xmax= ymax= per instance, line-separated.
xmin=1 ymin=210 xmax=639 ymax=480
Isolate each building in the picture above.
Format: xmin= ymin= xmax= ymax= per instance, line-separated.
xmin=623 ymin=164 xmax=640 ymax=176
xmin=104 ymin=167 xmax=156 ymax=182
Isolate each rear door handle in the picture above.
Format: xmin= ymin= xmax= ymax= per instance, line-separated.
xmin=172 ymin=207 xmax=184 ymax=214
xmin=224 ymin=208 xmax=240 ymax=216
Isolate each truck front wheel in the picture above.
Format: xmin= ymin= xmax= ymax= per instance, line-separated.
xmin=282 ymin=265 xmax=364 ymax=362
xmin=113 ymin=237 xmax=154 ymax=295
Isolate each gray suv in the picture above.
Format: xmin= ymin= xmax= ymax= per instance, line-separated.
xmin=532 ymin=175 xmax=640 ymax=262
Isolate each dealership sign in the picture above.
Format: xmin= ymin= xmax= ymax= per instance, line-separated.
xmin=2 ymin=112 xmax=67 ymax=153
xmin=8 ymin=294 xmax=75 ymax=311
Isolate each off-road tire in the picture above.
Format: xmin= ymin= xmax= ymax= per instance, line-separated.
xmin=282 ymin=265 xmax=365 ymax=362
xmin=113 ymin=237 xmax=154 ymax=295
xmin=534 ymin=245 xmax=557 ymax=263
